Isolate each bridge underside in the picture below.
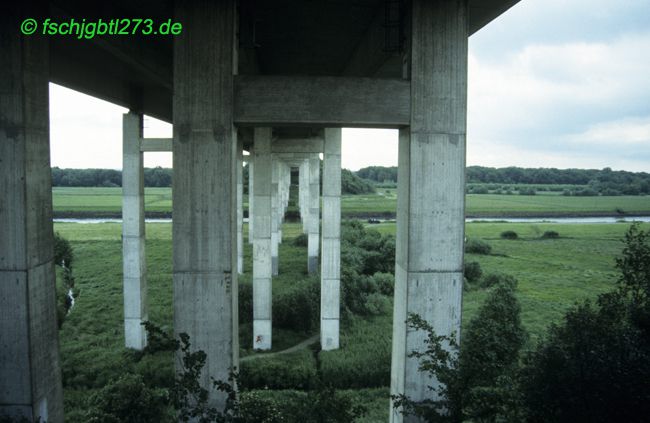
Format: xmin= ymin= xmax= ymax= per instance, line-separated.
xmin=1 ymin=1 xmax=518 ymax=422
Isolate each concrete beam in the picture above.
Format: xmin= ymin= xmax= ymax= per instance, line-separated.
xmin=122 ymin=112 xmax=147 ymax=350
xmin=390 ymin=1 xmax=467 ymax=422
xmin=271 ymin=137 xmax=323 ymax=154
xmin=237 ymin=138 xmax=244 ymax=274
xmin=172 ymin=0 xmax=238 ymax=409
xmin=140 ymin=137 xmax=172 ymax=152
xmin=321 ymin=129 xmax=342 ymax=350
xmin=308 ymin=154 xmax=321 ymax=273
xmin=234 ymin=76 xmax=410 ymax=127
xmin=0 ymin=10 xmax=64 ymax=420
xmin=252 ymin=128 xmax=273 ymax=350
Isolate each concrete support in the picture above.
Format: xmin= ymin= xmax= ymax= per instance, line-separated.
xmin=172 ymin=0 xmax=238 ymax=409
xmin=237 ymin=138 xmax=244 ymax=274
xmin=122 ymin=112 xmax=147 ymax=350
xmin=307 ymin=154 xmax=321 ymax=273
xmin=321 ymin=129 xmax=342 ymax=350
xmin=299 ymin=159 xmax=309 ymax=233
xmin=390 ymin=1 xmax=467 ymax=422
xmin=0 ymin=12 xmax=64 ymax=420
xmin=252 ymin=128 xmax=273 ymax=350
xmin=248 ymin=155 xmax=254 ymax=244
xmin=271 ymin=159 xmax=280 ymax=276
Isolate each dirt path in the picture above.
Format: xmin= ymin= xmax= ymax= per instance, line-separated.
xmin=240 ymin=334 xmax=319 ymax=362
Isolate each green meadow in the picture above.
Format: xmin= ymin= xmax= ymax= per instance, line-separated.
xmin=52 ymin=186 xmax=650 ymax=217
xmin=54 ymin=220 xmax=647 ymax=421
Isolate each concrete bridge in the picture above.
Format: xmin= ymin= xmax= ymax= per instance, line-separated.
xmin=0 ymin=1 xmax=518 ymax=421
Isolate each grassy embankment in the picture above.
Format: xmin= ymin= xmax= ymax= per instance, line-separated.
xmin=52 ymin=186 xmax=650 ymax=218
xmin=55 ymin=220 xmax=647 ymax=421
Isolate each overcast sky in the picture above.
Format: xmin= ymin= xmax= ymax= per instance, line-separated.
xmin=50 ymin=0 xmax=650 ymax=172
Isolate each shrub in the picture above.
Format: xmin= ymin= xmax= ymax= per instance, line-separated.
xmin=464 ymin=261 xmax=483 ymax=283
xmin=238 ymin=282 xmax=254 ymax=324
xmin=541 ymin=230 xmax=560 ymax=239
xmin=518 ymin=187 xmax=536 ymax=195
xmin=273 ymin=278 xmax=320 ymax=332
xmin=372 ymin=272 xmax=395 ymax=296
xmin=84 ymin=374 xmax=170 ymax=423
xmin=54 ymin=231 xmax=74 ymax=268
xmin=293 ymin=233 xmax=308 ymax=247
xmin=465 ymin=238 xmax=492 ymax=255
xmin=500 ymin=230 xmax=518 ymax=240
xmin=239 ymin=350 xmax=317 ymax=390
xmin=480 ymin=272 xmax=517 ymax=289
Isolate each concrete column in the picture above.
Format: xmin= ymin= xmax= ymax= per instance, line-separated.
xmin=252 ymin=128 xmax=273 ymax=350
xmin=299 ymin=160 xmax=309 ymax=233
xmin=237 ymin=138 xmax=244 ymax=274
xmin=321 ymin=129 xmax=342 ymax=350
xmin=248 ymin=154 xmax=254 ymax=244
xmin=270 ymin=158 xmax=280 ymax=275
xmin=122 ymin=112 xmax=147 ymax=350
xmin=0 ymin=10 xmax=64 ymax=420
xmin=173 ymin=0 xmax=238 ymax=410
xmin=307 ymin=154 xmax=321 ymax=273
xmin=390 ymin=1 xmax=467 ymax=422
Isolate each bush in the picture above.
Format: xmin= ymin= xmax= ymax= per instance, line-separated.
xmin=465 ymin=238 xmax=492 ymax=255
xmin=464 ymin=261 xmax=483 ymax=283
xmin=541 ymin=230 xmax=560 ymax=239
xmin=293 ymin=233 xmax=308 ymax=247
xmin=239 ymin=282 xmax=254 ymax=324
xmin=273 ymin=277 xmax=320 ymax=332
xmin=85 ymin=374 xmax=170 ymax=423
xmin=239 ymin=350 xmax=317 ymax=390
xmin=371 ymin=272 xmax=395 ymax=296
xmin=518 ymin=187 xmax=536 ymax=195
xmin=54 ymin=231 xmax=74 ymax=268
xmin=500 ymin=230 xmax=518 ymax=240
xmin=480 ymin=272 xmax=517 ymax=289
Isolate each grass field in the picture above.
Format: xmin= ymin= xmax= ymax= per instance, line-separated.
xmin=54 ymin=220 xmax=648 ymax=421
xmin=52 ymin=186 xmax=650 ymax=217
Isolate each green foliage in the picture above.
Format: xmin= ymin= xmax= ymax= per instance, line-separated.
xmin=479 ymin=272 xmax=517 ymax=290
xmin=54 ymin=231 xmax=74 ymax=268
xmin=54 ymin=232 xmax=76 ymax=328
xmin=51 ymin=167 xmax=173 ymax=188
xmin=465 ymin=238 xmax=492 ymax=255
xmin=293 ymin=232 xmax=308 ymax=247
xmin=341 ymin=169 xmax=375 ymax=195
xmin=463 ymin=261 xmax=482 ymax=284
xmin=541 ymin=230 xmax=559 ymax=239
xmin=520 ymin=223 xmax=650 ymax=422
xmin=371 ymin=272 xmax=395 ymax=296
xmin=393 ymin=282 xmax=527 ymax=422
xmin=85 ymin=373 xmax=170 ymax=423
xmin=500 ymin=230 xmax=518 ymax=240
xmin=273 ymin=277 xmax=321 ymax=332
xmin=239 ymin=350 xmax=317 ymax=390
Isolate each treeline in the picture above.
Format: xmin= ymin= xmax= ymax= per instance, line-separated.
xmin=356 ymin=165 xmax=650 ymax=195
xmin=52 ymin=167 xmax=172 ymax=187
xmin=52 ymin=166 xmax=374 ymax=195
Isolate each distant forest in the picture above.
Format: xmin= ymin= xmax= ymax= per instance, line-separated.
xmin=356 ymin=166 xmax=650 ymax=196
xmin=51 ymin=165 xmax=650 ymax=196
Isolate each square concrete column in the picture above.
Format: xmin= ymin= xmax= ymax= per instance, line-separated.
xmin=299 ymin=159 xmax=309 ymax=233
xmin=0 ymin=11 xmax=64 ymax=420
xmin=237 ymin=138 xmax=244 ymax=274
xmin=122 ymin=112 xmax=147 ymax=350
xmin=252 ymin=128 xmax=273 ymax=350
xmin=321 ymin=129 xmax=342 ymax=350
xmin=248 ymin=154 xmax=254 ymax=244
xmin=173 ymin=0 xmax=238 ymax=410
xmin=390 ymin=1 xmax=467 ymax=422
xmin=307 ymin=154 xmax=321 ymax=273
xmin=270 ymin=158 xmax=280 ymax=275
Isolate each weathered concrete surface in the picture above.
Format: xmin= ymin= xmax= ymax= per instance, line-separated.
xmin=122 ymin=112 xmax=147 ymax=350
xmin=252 ymin=128 xmax=273 ymax=350
xmin=248 ymin=155 xmax=254 ymax=244
xmin=172 ymin=0 xmax=238 ymax=410
xmin=0 ymin=11 xmax=64 ymax=420
xmin=390 ymin=1 xmax=467 ymax=422
xmin=299 ymin=159 xmax=309 ymax=233
xmin=308 ymin=154 xmax=321 ymax=273
xmin=321 ymin=129 xmax=342 ymax=350
xmin=271 ymin=158 xmax=280 ymax=276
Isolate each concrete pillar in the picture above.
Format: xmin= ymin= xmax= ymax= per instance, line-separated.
xmin=389 ymin=1 xmax=467 ymax=422
xmin=271 ymin=158 xmax=280 ymax=276
xmin=307 ymin=154 xmax=321 ymax=273
xmin=252 ymin=128 xmax=273 ymax=350
xmin=237 ymin=138 xmax=244 ymax=274
xmin=248 ymin=154 xmax=254 ymax=244
xmin=122 ymin=112 xmax=147 ymax=350
xmin=299 ymin=160 xmax=309 ymax=233
xmin=173 ymin=0 xmax=238 ymax=409
xmin=0 ymin=10 xmax=64 ymax=420
xmin=321 ymin=129 xmax=342 ymax=350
